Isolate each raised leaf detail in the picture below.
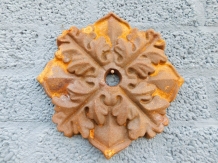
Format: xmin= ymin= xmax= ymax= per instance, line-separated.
xmin=52 ymin=79 xmax=98 ymax=137
xmin=143 ymin=30 xmax=167 ymax=64
xmin=89 ymin=37 xmax=112 ymax=65
xmin=67 ymin=57 xmax=96 ymax=76
xmin=120 ymin=81 xmax=170 ymax=139
xmin=127 ymin=114 xmax=147 ymax=140
xmin=87 ymin=93 xmax=109 ymax=125
xmin=52 ymin=106 xmax=94 ymax=138
xmin=121 ymin=81 xmax=156 ymax=103
xmin=56 ymin=27 xmax=112 ymax=77
xmin=114 ymin=29 xmax=163 ymax=67
xmin=127 ymin=56 xmax=155 ymax=79
xmin=114 ymin=29 xmax=148 ymax=67
xmin=58 ymin=27 xmax=111 ymax=65
xmin=141 ymin=45 xmax=167 ymax=64
xmin=127 ymin=96 xmax=169 ymax=140
xmin=114 ymin=28 xmax=167 ymax=81
xmin=112 ymin=95 xmax=138 ymax=125
xmin=52 ymin=80 xmax=98 ymax=108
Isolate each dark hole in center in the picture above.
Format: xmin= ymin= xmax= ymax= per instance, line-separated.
xmin=105 ymin=69 xmax=121 ymax=86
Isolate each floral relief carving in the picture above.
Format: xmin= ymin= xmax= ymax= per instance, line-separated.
xmin=37 ymin=13 xmax=184 ymax=159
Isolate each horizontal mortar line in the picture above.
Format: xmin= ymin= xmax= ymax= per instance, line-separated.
xmin=0 ymin=67 xmax=218 ymax=79
xmin=1 ymin=22 xmax=218 ymax=32
xmin=169 ymin=119 xmax=218 ymax=127
xmin=0 ymin=120 xmax=218 ymax=127
xmin=134 ymin=23 xmax=218 ymax=31
xmin=0 ymin=22 xmax=88 ymax=30
xmin=176 ymin=68 xmax=218 ymax=78
xmin=0 ymin=121 xmax=53 ymax=126
xmin=0 ymin=23 xmax=46 ymax=32
xmin=2 ymin=22 xmax=217 ymax=33
xmin=0 ymin=67 xmax=45 ymax=79
xmin=198 ymin=26 xmax=218 ymax=32
xmin=0 ymin=22 xmax=59 ymax=28
xmin=134 ymin=23 xmax=198 ymax=29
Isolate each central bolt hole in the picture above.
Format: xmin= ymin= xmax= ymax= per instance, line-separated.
xmin=105 ymin=69 xmax=121 ymax=86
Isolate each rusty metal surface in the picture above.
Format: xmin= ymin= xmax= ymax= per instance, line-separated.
xmin=37 ymin=13 xmax=184 ymax=159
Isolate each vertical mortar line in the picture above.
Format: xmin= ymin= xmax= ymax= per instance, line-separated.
xmin=196 ymin=0 xmax=218 ymax=127
xmin=154 ymin=134 xmax=166 ymax=163
xmin=195 ymin=0 xmax=218 ymax=28
xmin=34 ymin=24 xmax=49 ymax=75
xmin=192 ymin=0 xmax=206 ymax=26
xmin=86 ymin=0 xmax=98 ymax=24
xmin=205 ymin=76 xmax=218 ymax=123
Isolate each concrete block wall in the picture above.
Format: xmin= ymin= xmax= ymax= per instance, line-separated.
xmin=0 ymin=0 xmax=218 ymax=162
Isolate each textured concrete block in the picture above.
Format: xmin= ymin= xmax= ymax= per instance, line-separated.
xmin=208 ymin=77 xmax=218 ymax=120
xmin=97 ymin=0 xmax=199 ymax=26
xmin=204 ymin=0 xmax=218 ymax=26
xmin=0 ymin=123 xmax=163 ymax=163
xmin=161 ymin=126 xmax=218 ymax=162
xmin=0 ymin=77 xmax=53 ymax=122
xmin=0 ymin=0 xmax=96 ymax=27
xmin=0 ymin=124 xmax=30 ymax=163
xmin=161 ymin=30 xmax=218 ymax=69
xmin=39 ymin=26 xmax=63 ymax=62
xmin=0 ymin=25 xmax=44 ymax=69
xmin=167 ymin=77 xmax=211 ymax=121
xmin=29 ymin=126 xmax=162 ymax=163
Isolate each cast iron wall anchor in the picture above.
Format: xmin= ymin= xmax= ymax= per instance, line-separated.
xmin=37 ymin=13 xmax=184 ymax=159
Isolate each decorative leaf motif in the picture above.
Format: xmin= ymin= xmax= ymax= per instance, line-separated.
xmin=114 ymin=29 xmax=162 ymax=67
xmin=114 ymin=38 xmax=132 ymax=64
xmin=140 ymin=96 xmax=170 ymax=112
xmin=127 ymin=56 xmax=155 ymax=79
xmin=114 ymin=29 xmax=148 ymax=67
xmin=141 ymin=44 xmax=167 ymax=65
xmin=69 ymin=27 xmax=112 ymax=65
xmin=127 ymin=114 xmax=147 ymax=140
xmin=51 ymin=79 xmax=98 ymax=137
xmin=52 ymin=106 xmax=94 ymax=138
xmin=114 ymin=28 xmax=167 ymax=81
xmin=127 ymin=97 xmax=169 ymax=140
xmin=120 ymin=81 xmax=170 ymax=139
xmin=112 ymin=95 xmax=138 ymax=125
xmin=89 ymin=37 xmax=112 ymax=65
xmin=87 ymin=93 xmax=109 ymax=125
xmin=57 ymin=27 xmax=111 ymax=66
xmin=52 ymin=95 xmax=77 ymax=109
xmin=121 ymin=81 xmax=156 ymax=104
xmin=52 ymin=80 xmax=98 ymax=108
xmin=56 ymin=27 xmax=111 ymax=77
xmin=141 ymin=96 xmax=170 ymax=133
xmin=67 ymin=60 xmax=96 ymax=76
xmin=143 ymin=30 xmax=167 ymax=64
xmin=87 ymin=89 xmax=124 ymax=125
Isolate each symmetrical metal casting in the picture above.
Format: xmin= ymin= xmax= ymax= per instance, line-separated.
xmin=37 ymin=13 xmax=184 ymax=159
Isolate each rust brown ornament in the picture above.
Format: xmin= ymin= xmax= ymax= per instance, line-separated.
xmin=37 ymin=13 xmax=184 ymax=159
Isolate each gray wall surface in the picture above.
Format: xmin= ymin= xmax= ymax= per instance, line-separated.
xmin=0 ymin=0 xmax=218 ymax=162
